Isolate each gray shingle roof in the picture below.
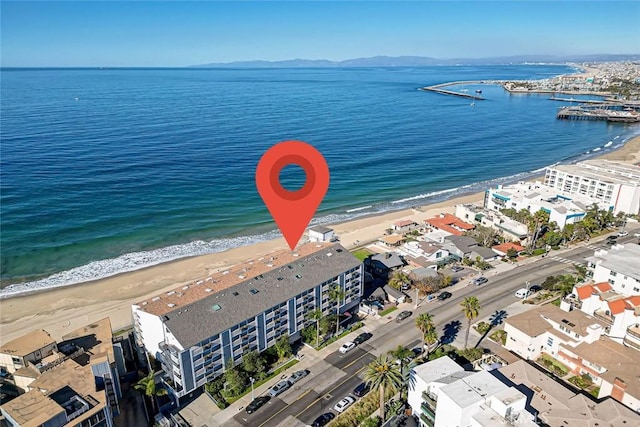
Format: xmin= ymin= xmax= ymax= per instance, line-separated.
xmin=163 ymin=244 xmax=361 ymax=348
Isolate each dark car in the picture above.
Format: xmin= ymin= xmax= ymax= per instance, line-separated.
xmin=312 ymin=412 xmax=336 ymax=427
xmin=438 ymin=291 xmax=452 ymax=301
xmin=451 ymin=266 xmax=464 ymax=272
xmin=396 ymin=310 xmax=413 ymax=322
xmin=353 ymin=382 xmax=370 ymax=397
xmin=529 ymin=284 xmax=542 ymax=293
xmin=353 ymin=332 xmax=373 ymax=345
xmin=245 ymin=396 xmax=270 ymax=414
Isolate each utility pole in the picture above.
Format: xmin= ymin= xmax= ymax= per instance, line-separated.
xmin=250 ymin=377 xmax=255 ymax=402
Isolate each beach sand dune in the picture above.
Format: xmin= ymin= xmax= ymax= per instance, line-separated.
xmin=1 ymin=137 xmax=638 ymax=344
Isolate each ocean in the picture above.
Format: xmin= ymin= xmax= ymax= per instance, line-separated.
xmin=1 ymin=65 xmax=638 ymax=296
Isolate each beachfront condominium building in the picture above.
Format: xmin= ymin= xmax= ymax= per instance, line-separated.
xmin=131 ymin=242 xmax=363 ymax=400
xmin=0 ymin=318 xmax=123 ymax=427
xmin=484 ymin=181 xmax=603 ymax=229
xmin=0 ymin=329 xmax=57 ymax=374
xmin=544 ymin=159 xmax=640 ymax=215
xmin=407 ymin=357 xmax=537 ymax=427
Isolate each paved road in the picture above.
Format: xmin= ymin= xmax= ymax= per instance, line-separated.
xmin=225 ymin=234 xmax=639 ymax=426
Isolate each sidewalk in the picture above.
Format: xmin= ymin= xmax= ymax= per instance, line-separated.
xmin=194 ymin=320 xmax=381 ymax=427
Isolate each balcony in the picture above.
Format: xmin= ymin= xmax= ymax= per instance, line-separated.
xmin=421 ymin=391 xmax=437 ymax=409
xmin=626 ymin=324 xmax=640 ymax=340
xmin=593 ymin=310 xmax=613 ymax=324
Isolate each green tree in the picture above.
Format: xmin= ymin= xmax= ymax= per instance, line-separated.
xmin=363 ymin=354 xmax=403 ymax=422
xmin=274 ymin=335 xmax=292 ymax=360
xmin=460 ymin=296 xmax=481 ymax=349
xmin=241 ymin=350 xmax=266 ymax=378
xmin=308 ymin=309 xmax=323 ymax=347
xmin=329 ymin=285 xmax=346 ymax=335
xmin=424 ymin=328 xmax=439 ymax=354
xmin=134 ymin=371 xmax=168 ymax=415
xmin=506 ymin=248 xmax=519 ymax=259
xmin=528 ymin=209 xmax=550 ymax=251
xmin=388 ymin=271 xmax=411 ymax=290
xmin=319 ymin=314 xmax=335 ymax=337
xmin=362 ymin=416 xmax=382 ymax=427
xmin=415 ymin=312 xmax=435 ymax=352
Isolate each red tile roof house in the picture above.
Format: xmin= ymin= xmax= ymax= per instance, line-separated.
xmin=567 ymin=281 xmax=640 ymax=348
xmin=424 ymin=213 xmax=474 ymax=236
xmin=491 ymin=242 xmax=526 ymax=257
xmin=392 ymin=219 xmax=419 ymax=233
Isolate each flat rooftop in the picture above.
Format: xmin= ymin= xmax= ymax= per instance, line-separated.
xmin=4 ymin=359 xmax=106 ymax=427
xmin=139 ymin=243 xmax=361 ymax=348
xmin=551 ymin=160 xmax=640 ymax=185
xmin=61 ymin=317 xmax=114 ymax=366
xmin=440 ymin=370 xmax=508 ymax=409
xmin=496 ymin=360 xmax=640 ymax=426
xmin=586 ymin=243 xmax=640 ymax=281
xmin=0 ymin=329 xmax=55 ymax=357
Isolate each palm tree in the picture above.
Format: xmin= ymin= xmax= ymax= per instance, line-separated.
xmin=388 ymin=271 xmax=410 ymax=290
xmin=134 ymin=371 xmax=168 ymax=415
xmin=328 ymin=285 xmax=346 ymax=336
xmin=415 ymin=312 xmax=435 ymax=351
xmin=460 ymin=296 xmax=481 ymax=349
xmin=424 ymin=328 xmax=439 ymax=354
xmin=364 ymin=354 xmax=403 ymax=421
xmin=388 ymin=346 xmax=413 ymax=402
xmin=308 ymin=309 xmax=323 ymax=347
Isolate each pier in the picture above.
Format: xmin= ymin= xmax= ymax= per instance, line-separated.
xmin=556 ymin=106 xmax=640 ymax=123
xmin=419 ymin=80 xmax=488 ymax=100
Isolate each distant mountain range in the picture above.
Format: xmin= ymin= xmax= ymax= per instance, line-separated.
xmin=192 ymin=54 xmax=640 ymax=68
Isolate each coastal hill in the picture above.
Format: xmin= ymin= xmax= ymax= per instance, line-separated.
xmin=192 ymin=54 xmax=640 ymax=68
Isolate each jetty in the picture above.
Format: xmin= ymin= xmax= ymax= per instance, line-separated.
xmin=557 ymin=106 xmax=640 ymax=123
xmin=419 ymin=80 xmax=488 ymax=100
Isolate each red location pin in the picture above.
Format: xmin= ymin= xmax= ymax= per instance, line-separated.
xmin=256 ymin=141 xmax=330 ymax=250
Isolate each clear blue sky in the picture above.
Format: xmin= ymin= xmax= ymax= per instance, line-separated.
xmin=2 ymin=1 xmax=639 ymax=67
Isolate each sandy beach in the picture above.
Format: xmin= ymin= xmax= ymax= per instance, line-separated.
xmin=1 ymin=136 xmax=638 ymax=345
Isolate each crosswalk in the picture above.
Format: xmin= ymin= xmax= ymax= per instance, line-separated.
xmin=550 ymin=255 xmax=584 ymax=267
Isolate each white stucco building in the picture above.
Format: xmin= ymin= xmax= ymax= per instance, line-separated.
xmin=544 ymin=159 xmax=640 ymax=215
xmin=585 ymin=243 xmax=640 ymax=294
xmin=408 ymin=357 xmax=536 ymax=427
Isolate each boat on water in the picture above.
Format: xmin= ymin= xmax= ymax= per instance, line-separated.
xmin=475 ymin=90 xmax=482 ymax=94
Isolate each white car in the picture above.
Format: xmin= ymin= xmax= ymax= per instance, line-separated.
xmin=334 ymin=396 xmax=356 ymax=413
xmin=618 ymin=231 xmax=629 ymax=237
xmin=514 ymin=288 xmax=529 ymax=299
xmin=339 ymin=342 xmax=356 ymax=354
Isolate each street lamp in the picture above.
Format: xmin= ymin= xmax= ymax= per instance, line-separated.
xmin=526 ymin=281 xmax=531 ymax=297
xmin=250 ymin=377 xmax=255 ymax=401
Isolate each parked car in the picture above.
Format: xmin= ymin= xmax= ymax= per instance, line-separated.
xmin=473 ymin=277 xmax=488 ymax=286
xmin=401 ymin=282 xmax=411 ymax=291
xmin=437 ymin=291 xmax=452 ymax=301
xmin=353 ymin=382 xmax=370 ymax=397
xmin=334 ymin=396 xmax=356 ymax=413
xmin=339 ymin=342 xmax=356 ymax=354
xmin=312 ymin=412 xmax=335 ymax=427
xmin=618 ymin=231 xmax=629 ymax=237
xmin=396 ymin=310 xmax=412 ymax=322
xmin=353 ymin=332 xmax=373 ymax=345
xmin=268 ymin=380 xmax=291 ymax=397
xmin=528 ymin=284 xmax=542 ymax=293
xmin=451 ymin=266 xmax=464 ymax=272
xmin=514 ymin=288 xmax=529 ymax=299
xmin=245 ymin=396 xmax=270 ymax=414
xmin=289 ymin=370 xmax=309 ymax=383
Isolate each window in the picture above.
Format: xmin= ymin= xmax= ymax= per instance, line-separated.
xmin=547 ymin=337 xmax=554 ymax=347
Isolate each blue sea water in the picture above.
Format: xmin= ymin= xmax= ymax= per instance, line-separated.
xmin=1 ymin=65 xmax=639 ymax=296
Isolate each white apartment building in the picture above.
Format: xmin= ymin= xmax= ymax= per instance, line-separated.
xmin=408 ymin=357 xmax=536 ymax=427
xmin=131 ymin=243 xmax=363 ymax=401
xmin=544 ymin=159 xmax=640 ymax=214
xmin=455 ymin=204 xmax=528 ymax=243
xmin=504 ymin=305 xmax=640 ymax=412
xmin=484 ymin=181 xmax=603 ymax=229
xmin=585 ymin=243 xmax=640 ymax=295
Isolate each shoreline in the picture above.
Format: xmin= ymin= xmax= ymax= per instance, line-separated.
xmin=1 ymin=135 xmax=638 ymax=345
